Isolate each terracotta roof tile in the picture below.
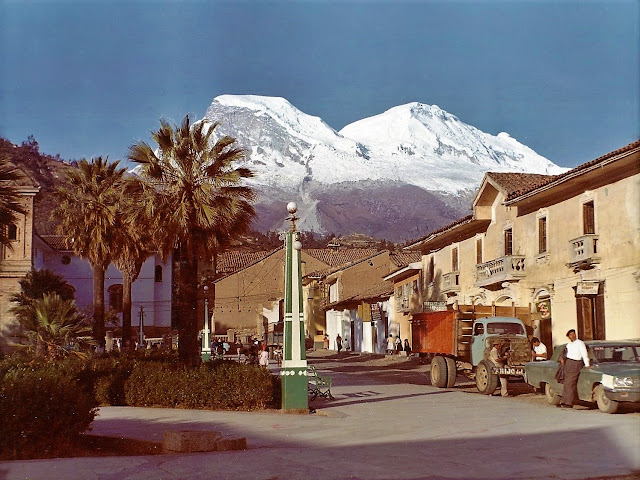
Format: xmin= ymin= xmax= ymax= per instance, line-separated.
xmin=505 ymin=139 xmax=640 ymax=201
xmin=38 ymin=234 xmax=71 ymax=250
xmin=486 ymin=172 xmax=557 ymax=197
xmin=390 ymin=252 xmax=422 ymax=268
xmin=216 ymin=249 xmax=279 ymax=274
xmin=404 ymin=215 xmax=474 ymax=248
xmin=304 ymin=248 xmax=380 ymax=267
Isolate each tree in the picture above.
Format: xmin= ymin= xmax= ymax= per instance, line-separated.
xmin=111 ymin=179 xmax=153 ymax=349
xmin=11 ymin=268 xmax=75 ymax=308
xmin=128 ymin=115 xmax=255 ymax=365
xmin=10 ymin=293 xmax=91 ymax=359
xmin=53 ymin=157 xmax=126 ymax=348
xmin=0 ymin=157 xmax=27 ymax=249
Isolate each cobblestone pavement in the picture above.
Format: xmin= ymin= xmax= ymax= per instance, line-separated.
xmin=1 ymin=351 xmax=638 ymax=480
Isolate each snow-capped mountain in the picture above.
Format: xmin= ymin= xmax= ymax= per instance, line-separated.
xmin=202 ymin=95 xmax=565 ymax=241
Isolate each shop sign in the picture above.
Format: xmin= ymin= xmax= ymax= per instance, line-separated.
xmin=535 ymin=299 xmax=552 ymax=319
xmin=423 ymin=301 xmax=447 ymax=312
xmin=577 ymin=282 xmax=599 ymax=295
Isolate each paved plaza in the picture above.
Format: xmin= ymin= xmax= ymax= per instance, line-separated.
xmin=1 ymin=352 xmax=639 ymax=480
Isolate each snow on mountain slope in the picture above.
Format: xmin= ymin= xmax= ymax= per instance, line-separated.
xmin=204 ymin=96 xmax=565 ymax=196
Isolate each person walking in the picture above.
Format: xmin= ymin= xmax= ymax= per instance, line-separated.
xmin=336 ymin=334 xmax=343 ymax=353
xmin=323 ymin=334 xmax=329 ymax=349
xmin=387 ymin=335 xmax=395 ymax=355
xmin=559 ymin=329 xmax=590 ymax=408
xmin=259 ymin=343 xmax=269 ymax=368
xmin=490 ymin=340 xmax=509 ymax=397
xmin=395 ymin=335 xmax=402 ymax=355
xmin=404 ymin=339 xmax=412 ymax=355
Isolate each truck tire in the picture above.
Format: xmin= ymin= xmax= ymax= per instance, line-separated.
xmin=445 ymin=356 xmax=457 ymax=388
xmin=476 ymin=360 xmax=498 ymax=395
xmin=544 ymin=383 xmax=562 ymax=405
xmin=595 ymin=384 xmax=619 ymax=414
xmin=431 ymin=355 xmax=448 ymax=388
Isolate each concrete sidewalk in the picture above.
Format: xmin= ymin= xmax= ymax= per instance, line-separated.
xmin=1 ymin=355 xmax=639 ymax=480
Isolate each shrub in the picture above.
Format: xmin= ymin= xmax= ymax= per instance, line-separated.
xmin=125 ymin=360 xmax=280 ymax=410
xmin=0 ymin=363 xmax=97 ymax=460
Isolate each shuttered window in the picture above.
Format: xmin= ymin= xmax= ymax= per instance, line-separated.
xmin=504 ymin=229 xmax=513 ymax=256
xmin=476 ymin=237 xmax=483 ymax=264
xmin=451 ymin=247 xmax=458 ymax=271
xmin=583 ymin=201 xmax=595 ymax=234
xmin=538 ymin=217 xmax=547 ymax=254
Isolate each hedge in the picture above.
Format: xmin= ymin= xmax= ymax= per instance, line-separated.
xmin=0 ymin=364 xmax=97 ymax=460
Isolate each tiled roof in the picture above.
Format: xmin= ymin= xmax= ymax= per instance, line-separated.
xmin=38 ymin=234 xmax=71 ymax=251
xmin=305 ymin=248 xmax=380 ymax=267
xmin=216 ymin=249 xmax=279 ymax=274
xmin=486 ymin=172 xmax=557 ymax=197
xmin=403 ymin=215 xmax=474 ymax=249
xmin=327 ymin=282 xmax=394 ymax=309
xmin=505 ymin=139 xmax=640 ymax=202
xmin=2 ymin=160 xmax=39 ymax=188
xmin=390 ymin=252 xmax=422 ymax=268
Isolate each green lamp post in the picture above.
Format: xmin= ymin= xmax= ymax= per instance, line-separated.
xmin=281 ymin=201 xmax=308 ymax=412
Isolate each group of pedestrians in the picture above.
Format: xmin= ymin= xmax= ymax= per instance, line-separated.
xmin=387 ymin=335 xmax=411 ymax=355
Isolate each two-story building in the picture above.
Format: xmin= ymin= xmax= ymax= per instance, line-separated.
xmin=403 ymin=140 xmax=640 ymax=348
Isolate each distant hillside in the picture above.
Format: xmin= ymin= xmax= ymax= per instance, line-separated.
xmin=0 ymin=137 xmax=71 ymax=235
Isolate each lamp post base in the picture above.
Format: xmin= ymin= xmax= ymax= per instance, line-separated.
xmin=281 ymin=366 xmax=309 ymax=411
xmin=201 ymin=349 xmax=211 ymax=362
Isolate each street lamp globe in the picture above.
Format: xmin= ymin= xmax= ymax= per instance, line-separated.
xmin=287 ymin=202 xmax=297 ymax=214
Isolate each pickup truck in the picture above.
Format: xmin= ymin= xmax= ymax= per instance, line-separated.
xmin=411 ymin=312 xmax=530 ymax=394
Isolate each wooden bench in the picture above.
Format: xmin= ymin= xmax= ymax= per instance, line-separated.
xmin=307 ymin=365 xmax=334 ymax=400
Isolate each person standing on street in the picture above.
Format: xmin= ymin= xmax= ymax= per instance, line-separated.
xmin=336 ymin=334 xmax=343 ymax=353
xmin=490 ymin=340 xmax=509 ymax=397
xmin=531 ymin=337 xmax=548 ymax=361
xmin=395 ymin=335 xmax=402 ymax=355
xmin=387 ymin=335 xmax=395 ymax=355
xmin=559 ymin=329 xmax=591 ymax=408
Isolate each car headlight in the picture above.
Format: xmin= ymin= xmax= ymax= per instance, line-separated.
xmin=613 ymin=377 xmax=634 ymax=388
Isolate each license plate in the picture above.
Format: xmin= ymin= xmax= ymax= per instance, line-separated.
xmin=492 ymin=367 xmax=525 ymax=376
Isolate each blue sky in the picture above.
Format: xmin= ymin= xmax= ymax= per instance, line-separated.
xmin=1 ymin=0 xmax=638 ymax=168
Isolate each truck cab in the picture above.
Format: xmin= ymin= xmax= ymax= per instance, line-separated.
xmin=470 ymin=316 xmax=530 ymax=366
xmin=471 ymin=316 xmax=530 ymax=394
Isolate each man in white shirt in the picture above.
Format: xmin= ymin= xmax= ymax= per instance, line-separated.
xmin=559 ymin=329 xmax=591 ymax=408
xmin=531 ymin=337 xmax=547 ymax=361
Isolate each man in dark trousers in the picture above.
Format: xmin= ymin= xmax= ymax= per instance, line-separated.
xmin=336 ymin=334 xmax=342 ymax=353
xmin=559 ymin=329 xmax=591 ymax=408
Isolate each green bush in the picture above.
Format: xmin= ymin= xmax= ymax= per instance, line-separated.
xmin=0 ymin=364 xmax=97 ymax=460
xmin=125 ymin=360 xmax=281 ymax=410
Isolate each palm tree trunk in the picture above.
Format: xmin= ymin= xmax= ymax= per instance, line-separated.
xmin=93 ymin=265 xmax=106 ymax=348
xmin=177 ymin=246 xmax=200 ymax=366
xmin=122 ymin=273 xmax=133 ymax=350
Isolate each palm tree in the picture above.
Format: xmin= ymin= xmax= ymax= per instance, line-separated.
xmin=0 ymin=157 xmax=27 ymax=249
xmin=128 ymin=115 xmax=255 ymax=365
xmin=111 ymin=179 xmax=153 ymax=349
xmin=53 ymin=157 xmax=126 ymax=348
xmin=10 ymin=292 xmax=92 ymax=359
xmin=11 ymin=268 xmax=75 ymax=307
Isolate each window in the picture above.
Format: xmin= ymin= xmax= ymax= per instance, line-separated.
xmin=476 ymin=237 xmax=483 ymax=264
xmin=504 ymin=228 xmax=513 ymax=256
xmin=428 ymin=256 xmax=435 ymax=283
xmin=155 ymin=265 xmax=163 ymax=282
xmin=8 ymin=224 xmax=17 ymax=241
xmin=538 ymin=217 xmax=547 ymax=254
xmin=473 ymin=323 xmax=484 ymax=335
xmin=329 ymin=282 xmax=339 ymax=303
xmin=583 ymin=201 xmax=595 ymax=234
xmin=108 ymin=284 xmax=123 ymax=313
xmin=451 ymin=247 xmax=458 ymax=271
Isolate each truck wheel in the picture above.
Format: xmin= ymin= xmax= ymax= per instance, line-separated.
xmin=445 ymin=357 xmax=457 ymax=388
xmin=476 ymin=360 xmax=498 ymax=395
xmin=544 ymin=383 xmax=562 ymax=405
xmin=431 ymin=356 xmax=448 ymax=388
xmin=595 ymin=384 xmax=619 ymax=414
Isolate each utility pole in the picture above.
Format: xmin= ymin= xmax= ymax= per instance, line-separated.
xmin=202 ymin=285 xmax=211 ymax=361
xmin=138 ymin=306 xmax=145 ymax=349
xmin=281 ymin=202 xmax=308 ymax=412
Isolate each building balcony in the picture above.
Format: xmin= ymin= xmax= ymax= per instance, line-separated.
xmin=475 ymin=255 xmax=526 ymax=288
xmin=567 ymin=234 xmax=600 ymax=271
xmin=442 ymin=271 xmax=461 ymax=295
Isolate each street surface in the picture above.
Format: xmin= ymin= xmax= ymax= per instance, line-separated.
xmin=1 ymin=351 xmax=638 ymax=480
